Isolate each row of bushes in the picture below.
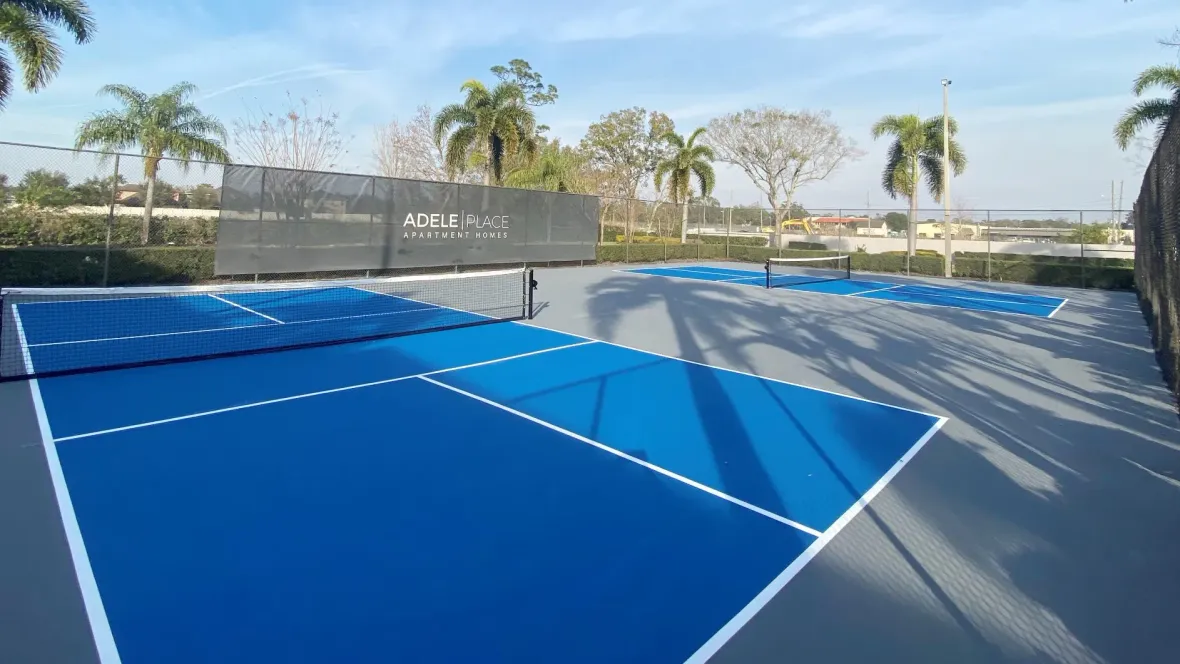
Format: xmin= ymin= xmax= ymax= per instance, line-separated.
xmin=0 ymin=245 xmax=1136 ymax=290
xmin=0 ymin=210 xmax=217 ymax=247
xmin=596 ymin=245 xmax=1135 ymax=290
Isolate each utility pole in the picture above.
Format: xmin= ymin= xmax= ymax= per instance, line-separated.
xmin=942 ymin=79 xmax=953 ymax=277
xmin=1111 ymin=180 xmax=1116 ymax=244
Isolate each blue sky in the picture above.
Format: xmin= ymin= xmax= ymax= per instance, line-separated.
xmin=1 ymin=0 xmax=1176 ymax=212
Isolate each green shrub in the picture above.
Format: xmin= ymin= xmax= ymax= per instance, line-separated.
xmin=0 ymin=247 xmax=216 ymax=286
xmin=0 ymin=207 xmax=217 ymax=248
xmin=787 ymin=241 xmax=828 ymax=250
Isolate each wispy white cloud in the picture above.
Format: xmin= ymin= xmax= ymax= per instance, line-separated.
xmin=200 ymin=65 xmax=375 ymax=101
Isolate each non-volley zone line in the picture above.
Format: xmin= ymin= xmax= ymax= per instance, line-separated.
xmin=23 ymin=302 xmax=450 ymax=348
xmin=51 ymin=337 xmax=821 ymax=538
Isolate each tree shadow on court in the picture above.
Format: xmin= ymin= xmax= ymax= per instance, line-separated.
xmin=579 ymin=269 xmax=1180 ymax=664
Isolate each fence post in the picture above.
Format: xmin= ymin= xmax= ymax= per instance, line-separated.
xmin=661 ymin=211 xmax=667 ymax=262
xmin=101 ymin=153 xmax=121 ymax=287
xmin=838 ymin=209 xmax=844 ymax=254
xmin=255 ymin=167 xmax=266 ymax=283
xmin=1080 ymin=210 xmax=1087 ymax=289
xmin=726 ymin=206 xmax=731 ymax=259
xmin=986 ymin=210 xmax=992 ymax=281
xmin=625 ymin=199 xmax=631 ymax=264
xmin=689 ymin=206 xmax=698 ymax=260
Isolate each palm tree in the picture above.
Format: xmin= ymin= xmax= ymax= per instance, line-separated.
xmin=1114 ymin=64 xmax=1180 ymax=151
xmin=432 ymin=80 xmax=539 ymax=186
xmin=870 ymin=114 xmax=966 ymax=256
xmin=653 ymin=128 xmax=716 ymax=243
xmin=75 ymin=82 xmax=230 ymax=243
xmin=0 ymin=0 xmax=95 ymax=109
xmin=503 ymin=139 xmax=590 ymax=193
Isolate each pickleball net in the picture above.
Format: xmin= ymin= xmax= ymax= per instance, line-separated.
xmin=0 ymin=267 xmax=536 ymax=381
xmin=764 ymin=256 xmax=852 ymax=288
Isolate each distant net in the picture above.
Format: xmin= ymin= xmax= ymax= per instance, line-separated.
xmin=765 ymin=256 xmax=852 ymax=288
xmin=0 ymin=267 xmax=535 ymax=380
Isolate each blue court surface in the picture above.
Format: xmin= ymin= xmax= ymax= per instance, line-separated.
xmin=16 ymin=287 xmax=947 ymax=664
xmin=623 ymin=263 xmax=1069 ymax=317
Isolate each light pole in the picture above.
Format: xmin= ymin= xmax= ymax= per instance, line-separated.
xmin=942 ymin=79 xmax=953 ymax=278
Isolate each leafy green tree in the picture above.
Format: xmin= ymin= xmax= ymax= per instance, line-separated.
xmin=69 ymin=173 xmax=126 ymax=205
xmin=653 ymin=128 xmax=716 ymax=243
xmin=0 ymin=173 xmax=8 ymax=201
xmin=1069 ymin=223 xmax=1112 ymax=244
xmin=74 ymin=82 xmax=229 ymax=243
xmin=490 ymin=59 xmax=558 ymax=107
xmin=1113 ymin=64 xmax=1180 ymax=150
xmin=580 ymin=107 xmax=675 ymax=199
xmin=433 ymin=79 xmax=539 ymax=186
xmin=883 ymin=211 xmax=909 ymax=234
xmin=870 ymin=114 xmax=966 ymax=255
xmin=14 ymin=168 xmax=71 ymax=206
xmin=188 ymin=183 xmax=219 ymax=209
xmin=0 ymin=0 xmax=95 ymax=110
xmin=504 ymin=139 xmax=590 ymax=193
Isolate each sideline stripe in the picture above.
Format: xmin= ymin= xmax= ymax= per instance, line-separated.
xmin=13 ymin=308 xmax=123 ymax=664
xmin=419 ymin=375 xmax=824 ymax=538
xmin=682 ymin=416 xmax=948 ymax=664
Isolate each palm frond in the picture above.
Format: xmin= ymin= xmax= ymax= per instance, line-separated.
xmin=489 ymin=81 xmax=526 ymax=107
xmin=0 ymin=52 xmax=12 ymax=107
xmin=685 ymin=126 xmax=707 ymax=146
xmin=1114 ymin=97 xmax=1175 ymax=149
xmin=432 ymin=103 xmax=473 ymax=147
xmin=691 ymin=160 xmax=715 ymax=199
xmin=1132 ymin=64 xmax=1180 ymax=97
xmin=689 ymin=143 xmax=716 ymax=162
xmin=0 ymin=5 xmax=63 ymax=91
xmin=161 ymin=132 xmax=230 ymax=166
xmin=7 ymin=0 xmax=94 ymax=42
xmin=443 ymin=124 xmax=479 ymax=179
xmin=74 ymin=114 xmax=137 ymax=151
xmin=653 ymin=161 xmax=673 ymax=192
xmin=880 ymin=140 xmax=908 ymax=199
xmin=97 ymin=83 xmax=146 ymax=109
xmin=659 ymin=130 xmax=685 ymax=149
xmin=919 ymin=153 xmax=945 ymax=202
xmin=871 ymin=114 xmax=913 ymax=140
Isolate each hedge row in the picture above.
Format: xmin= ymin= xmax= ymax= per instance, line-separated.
xmin=0 ymin=245 xmax=1135 ymax=291
xmin=0 ymin=209 xmax=218 ymax=247
xmin=0 ymin=247 xmax=215 ymax=287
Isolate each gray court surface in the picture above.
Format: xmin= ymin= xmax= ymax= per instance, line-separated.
xmin=3 ymin=260 xmax=1179 ymax=664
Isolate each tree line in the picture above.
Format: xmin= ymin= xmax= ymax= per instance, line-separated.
xmin=2 ymin=1 xmax=1175 ymax=252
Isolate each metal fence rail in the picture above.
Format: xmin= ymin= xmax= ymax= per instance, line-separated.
xmin=1131 ymin=105 xmax=1180 ymax=410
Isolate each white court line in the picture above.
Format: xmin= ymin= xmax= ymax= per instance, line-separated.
xmin=1048 ymin=298 xmax=1070 ymax=318
xmin=516 ymin=320 xmax=947 ymax=420
xmin=52 ymin=341 xmax=597 ymax=442
xmin=207 ymin=294 xmax=285 ymax=324
xmin=683 ymin=415 xmax=949 ymax=664
xmin=26 ymin=305 xmax=445 ymax=348
xmin=12 ymin=309 xmax=123 ymax=664
xmin=621 ymin=267 xmax=1066 ymax=319
xmin=851 ymin=284 xmax=905 ymax=296
xmin=876 ymin=287 xmax=1065 ymax=309
xmin=418 ymin=375 xmax=823 ymax=538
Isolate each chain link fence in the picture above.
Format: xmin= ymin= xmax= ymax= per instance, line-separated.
xmin=1131 ymin=105 xmax=1179 ymax=410
xmin=0 ymin=140 xmax=1135 ymax=291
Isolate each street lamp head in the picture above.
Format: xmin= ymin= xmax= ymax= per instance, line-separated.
xmin=942 ymin=79 xmax=952 ymax=86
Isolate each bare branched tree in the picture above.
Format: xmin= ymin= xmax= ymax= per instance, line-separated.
xmin=706 ymin=106 xmax=863 ymax=246
xmin=231 ymin=92 xmax=349 ymax=172
xmin=373 ymin=104 xmax=449 ymax=181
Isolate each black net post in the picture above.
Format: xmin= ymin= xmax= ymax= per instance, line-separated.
xmin=764 ymin=259 xmax=771 ymax=288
